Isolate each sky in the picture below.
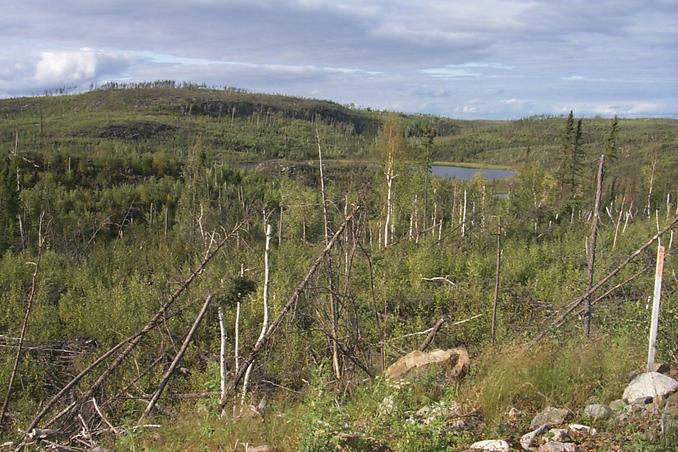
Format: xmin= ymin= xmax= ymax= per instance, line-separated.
xmin=0 ymin=0 xmax=676 ymax=119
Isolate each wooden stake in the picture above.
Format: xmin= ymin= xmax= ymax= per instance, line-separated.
xmin=647 ymin=245 xmax=665 ymax=371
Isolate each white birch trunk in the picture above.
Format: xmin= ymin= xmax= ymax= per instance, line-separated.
xmin=241 ymin=223 xmax=272 ymax=405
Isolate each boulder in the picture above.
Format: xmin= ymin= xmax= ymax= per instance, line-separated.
xmin=385 ymin=348 xmax=469 ymax=380
xmin=538 ymin=442 xmax=580 ymax=452
xmin=584 ymin=404 xmax=611 ymax=419
xmin=622 ymin=372 xmax=678 ymax=402
xmin=547 ymin=428 xmax=570 ymax=442
xmin=567 ymin=424 xmax=596 ymax=436
xmin=521 ymin=424 xmax=550 ymax=450
xmin=530 ymin=407 xmax=571 ymax=429
xmin=469 ymin=439 xmax=511 ymax=451
xmin=567 ymin=424 xmax=596 ymax=443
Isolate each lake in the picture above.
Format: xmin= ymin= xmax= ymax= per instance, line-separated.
xmin=431 ymin=165 xmax=514 ymax=180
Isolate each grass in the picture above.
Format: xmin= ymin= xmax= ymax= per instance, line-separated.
xmin=128 ymin=332 xmax=647 ymax=450
xmin=462 ymin=333 xmax=644 ymax=426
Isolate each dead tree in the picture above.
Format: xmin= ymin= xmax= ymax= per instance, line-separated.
xmin=240 ymin=223 xmax=272 ymax=404
xmin=224 ymin=205 xmax=360 ymax=411
xmin=584 ymin=155 xmax=605 ymax=336
xmin=315 ymin=124 xmax=341 ymax=380
xmin=491 ymin=217 xmax=502 ymax=344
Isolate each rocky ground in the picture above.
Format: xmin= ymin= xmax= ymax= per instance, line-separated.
xmin=467 ymin=366 xmax=678 ymax=451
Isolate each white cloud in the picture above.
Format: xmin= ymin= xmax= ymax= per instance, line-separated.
xmin=33 ymin=49 xmax=128 ymax=86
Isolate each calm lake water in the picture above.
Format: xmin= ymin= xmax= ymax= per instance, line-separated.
xmin=240 ymin=161 xmax=514 ymax=181
xmin=431 ymin=165 xmax=514 ymax=180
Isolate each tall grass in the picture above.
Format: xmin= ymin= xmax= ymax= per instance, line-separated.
xmin=465 ymin=333 xmax=644 ymax=424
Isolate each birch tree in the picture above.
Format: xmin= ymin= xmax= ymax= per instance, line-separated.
xmin=375 ymin=115 xmax=406 ymax=248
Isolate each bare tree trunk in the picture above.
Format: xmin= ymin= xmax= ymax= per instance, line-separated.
xmin=138 ymin=294 xmax=214 ymax=424
xmin=584 ymin=155 xmax=605 ymax=336
xmin=646 ymin=153 xmax=657 ymax=217
xmin=461 ymin=189 xmax=467 ymax=238
xmin=218 ymin=307 xmax=227 ymax=415
xmin=384 ymin=173 xmax=393 ymax=247
xmin=612 ymin=196 xmax=625 ymax=251
xmin=491 ymin=217 xmax=502 ymax=344
xmin=316 ymin=126 xmax=341 ymax=380
xmin=241 ymin=223 xmax=272 ymax=404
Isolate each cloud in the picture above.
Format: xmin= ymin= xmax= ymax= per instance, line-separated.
xmin=0 ymin=47 xmax=130 ymax=96
xmin=0 ymin=1 xmax=676 ymax=118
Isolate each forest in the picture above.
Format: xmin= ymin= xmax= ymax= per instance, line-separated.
xmin=0 ymin=84 xmax=677 ymax=450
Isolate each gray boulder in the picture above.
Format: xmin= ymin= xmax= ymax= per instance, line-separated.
xmin=622 ymin=372 xmax=678 ymax=402
xmin=469 ymin=439 xmax=511 ymax=451
xmin=521 ymin=424 xmax=550 ymax=450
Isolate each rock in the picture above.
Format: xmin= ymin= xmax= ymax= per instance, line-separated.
xmin=469 ymin=439 xmax=511 ymax=451
xmin=521 ymin=424 xmax=550 ymax=450
xmin=622 ymin=372 xmax=678 ymax=402
xmin=538 ymin=442 xmax=580 ymax=452
xmin=608 ymin=399 xmax=626 ymax=413
xmin=530 ymin=407 xmax=571 ymax=429
xmin=385 ymin=348 xmax=469 ymax=380
xmin=245 ymin=446 xmax=270 ymax=452
xmin=567 ymin=424 xmax=596 ymax=443
xmin=567 ymin=424 xmax=596 ymax=436
xmin=547 ymin=428 xmax=570 ymax=442
xmin=584 ymin=403 xmax=611 ymax=419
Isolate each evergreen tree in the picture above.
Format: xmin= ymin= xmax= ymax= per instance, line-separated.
xmin=605 ymin=115 xmax=619 ymax=162
xmin=558 ymin=111 xmax=584 ymax=207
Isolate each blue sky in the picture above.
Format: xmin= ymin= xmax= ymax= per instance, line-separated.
xmin=0 ymin=0 xmax=676 ymax=119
